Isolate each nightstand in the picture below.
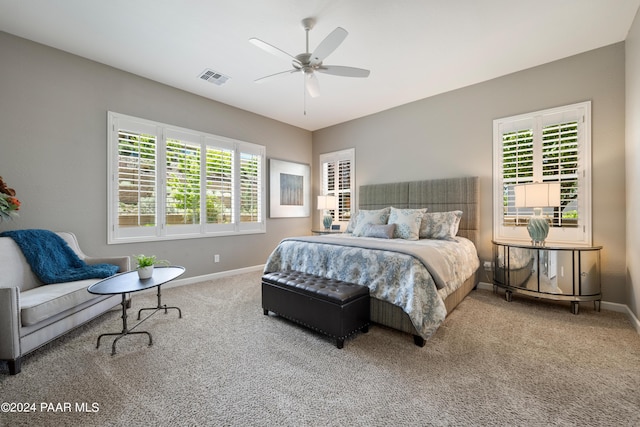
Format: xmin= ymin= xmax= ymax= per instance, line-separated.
xmin=492 ymin=240 xmax=602 ymax=314
xmin=311 ymin=229 xmax=343 ymax=235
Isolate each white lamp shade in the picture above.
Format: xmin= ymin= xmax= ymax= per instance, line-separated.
xmin=317 ymin=195 xmax=337 ymax=210
xmin=514 ymin=182 xmax=561 ymax=208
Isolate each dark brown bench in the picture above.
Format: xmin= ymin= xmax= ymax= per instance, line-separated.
xmin=262 ymin=271 xmax=370 ymax=348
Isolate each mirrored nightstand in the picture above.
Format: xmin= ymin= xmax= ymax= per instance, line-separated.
xmin=492 ymin=240 xmax=602 ymax=314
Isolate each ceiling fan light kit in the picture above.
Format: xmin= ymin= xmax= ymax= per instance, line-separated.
xmin=250 ymin=17 xmax=370 ymax=100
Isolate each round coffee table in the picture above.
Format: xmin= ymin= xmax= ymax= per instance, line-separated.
xmin=88 ymin=266 xmax=185 ymax=355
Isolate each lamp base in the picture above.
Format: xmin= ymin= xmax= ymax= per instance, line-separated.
xmin=322 ymin=214 xmax=333 ymax=230
xmin=527 ymin=208 xmax=549 ymax=246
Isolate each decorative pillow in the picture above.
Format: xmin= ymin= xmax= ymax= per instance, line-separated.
xmin=345 ymin=215 xmax=358 ymax=233
xmin=388 ymin=207 xmax=426 ymax=240
xmin=362 ymin=223 xmax=396 ymax=239
xmin=352 ymin=208 xmax=391 ymax=236
xmin=419 ymin=210 xmax=463 ymax=240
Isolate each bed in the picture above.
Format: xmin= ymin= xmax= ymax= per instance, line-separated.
xmin=264 ymin=177 xmax=480 ymax=346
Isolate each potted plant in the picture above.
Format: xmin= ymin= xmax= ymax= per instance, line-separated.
xmin=0 ymin=176 xmax=20 ymax=223
xmin=133 ymin=254 xmax=169 ymax=279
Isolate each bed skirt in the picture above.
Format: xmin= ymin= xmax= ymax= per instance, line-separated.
xmin=370 ymin=268 xmax=479 ymax=338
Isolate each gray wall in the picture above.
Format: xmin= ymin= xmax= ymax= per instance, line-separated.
xmin=626 ymin=10 xmax=640 ymax=318
xmin=313 ymin=43 xmax=628 ymax=306
xmin=0 ymin=30 xmax=632 ymax=310
xmin=0 ymin=32 xmax=312 ymax=279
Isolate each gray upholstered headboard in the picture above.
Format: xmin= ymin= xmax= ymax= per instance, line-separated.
xmin=358 ymin=177 xmax=479 ymax=246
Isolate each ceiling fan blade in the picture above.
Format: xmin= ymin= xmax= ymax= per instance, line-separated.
xmin=310 ymin=27 xmax=348 ymax=65
xmin=305 ymin=72 xmax=320 ymax=98
xmin=316 ymin=65 xmax=370 ymax=78
xmin=249 ymin=38 xmax=300 ymax=65
xmin=254 ymin=69 xmax=300 ymax=83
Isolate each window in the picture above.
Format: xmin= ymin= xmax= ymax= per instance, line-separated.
xmin=319 ymin=148 xmax=355 ymax=225
xmin=493 ymin=101 xmax=592 ymax=245
xmin=108 ymin=112 xmax=265 ymax=243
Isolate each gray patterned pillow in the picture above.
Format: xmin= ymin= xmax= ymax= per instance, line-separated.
xmin=352 ymin=208 xmax=391 ymax=236
xmin=388 ymin=207 xmax=426 ymax=240
xmin=362 ymin=223 xmax=396 ymax=239
xmin=345 ymin=216 xmax=358 ymax=233
xmin=419 ymin=210 xmax=463 ymax=240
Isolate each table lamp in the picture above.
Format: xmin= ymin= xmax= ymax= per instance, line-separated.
xmin=514 ymin=182 xmax=561 ymax=246
xmin=317 ymin=195 xmax=337 ymax=230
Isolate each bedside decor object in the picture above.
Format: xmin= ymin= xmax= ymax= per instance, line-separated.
xmin=0 ymin=176 xmax=20 ymax=222
xmin=514 ymin=182 xmax=560 ymax=246
xmin=133 ymin=254 xmax=169 ymax=280
xmin=317 ymin=195 xmax=337 ymax=229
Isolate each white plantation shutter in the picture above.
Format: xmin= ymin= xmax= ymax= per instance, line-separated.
xmin=108 ymin=112 xmax=265 ymax=243
xmin=165 ymin=130 xmax=202 ymax=234
xmin=239 ymin=151 xmax=262 ymax=225
xmin=113 ymin=117 xmax=160 ymax=240
xmin=320 ymin=148 xmax=355 ymax=224
xmin=117 ymin=130 xmax=157 ymax=227
xmin=541 ymin=115 xmax=581 ymax=228
xmin=493 ymin=102 xmax=591 ymax=245
xmin=205 ymin=144 xmax=233 ymax=226
xmin=501 ymin=125 xmax=534 ymax=226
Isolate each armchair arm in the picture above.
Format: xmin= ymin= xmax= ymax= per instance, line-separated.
xmin=84 ymin=256 xmax=131 ymax=273
xmin=0 ymin=286 xmax=21 ymax=361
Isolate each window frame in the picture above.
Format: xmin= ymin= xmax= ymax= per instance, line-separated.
xmin=107 ymin=111 xmax=266 ymax=244
xmin=493 ymin=101 xmax=592 ymax=246
xmin=319 ymin=148 xmax=355 ymax=228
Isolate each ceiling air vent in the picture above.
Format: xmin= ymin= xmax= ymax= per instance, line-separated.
xmin=198 ymin=69 xmax=230 ymax=86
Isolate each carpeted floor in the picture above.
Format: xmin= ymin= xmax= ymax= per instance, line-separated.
xmin=1 ymin=270 xmax=639 ymax=426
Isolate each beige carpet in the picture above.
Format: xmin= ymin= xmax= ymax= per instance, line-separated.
xmin=1 ymin=270 xmax=639 ymax=426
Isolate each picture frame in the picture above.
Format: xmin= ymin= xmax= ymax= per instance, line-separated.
xmin=269 ymin=158 xmax=310 ymax=218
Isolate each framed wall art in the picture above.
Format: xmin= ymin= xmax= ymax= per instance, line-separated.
xmin=269 ymin=158 xmax=310 ymax=218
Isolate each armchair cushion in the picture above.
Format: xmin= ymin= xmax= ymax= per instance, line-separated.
xmin=20 ymin=279 xmax=102 ymax=326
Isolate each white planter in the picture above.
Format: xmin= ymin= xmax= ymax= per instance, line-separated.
xmin=137 ymin=266 xmax=154 ymax=280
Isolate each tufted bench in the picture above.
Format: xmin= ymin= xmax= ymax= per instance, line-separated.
xmin=262 ymin=271 xmax=370 ymax=349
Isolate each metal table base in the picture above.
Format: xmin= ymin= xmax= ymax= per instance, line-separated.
xmin=137 ymin=284 xmax=182 ymax=320
xmin=96 ymin=293 xmax=153 ymax=355
xmin=89 ymin=266 xmax=185 ymax=355
xmin=96 ymin=284 xmax=182 ymax=355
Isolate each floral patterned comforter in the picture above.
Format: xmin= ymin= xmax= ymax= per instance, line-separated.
xmin=263 ymin=234 xmax=479 ymax=339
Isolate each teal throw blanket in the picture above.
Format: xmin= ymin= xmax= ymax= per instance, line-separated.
xmin=0 ymin=229 xmax=119 ymax=284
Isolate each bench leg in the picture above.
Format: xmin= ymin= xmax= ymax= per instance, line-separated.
xmin=263 ymin=308 xmax=269 ymax=315
xmin=8 ymin=357 xmax=22 ymax=375
xmin=336 ymin=338 xmax=344 ymax=349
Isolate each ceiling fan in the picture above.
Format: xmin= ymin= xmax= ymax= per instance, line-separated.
xmin=249 ymin=17 xmax=370 ymax=98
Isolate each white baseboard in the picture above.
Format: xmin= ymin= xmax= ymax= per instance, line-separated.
xmin=477 ymin=281 xmax=640 ymax=336
xmin=135 ymin=265 xmax=264 ymax=297
xmin=160 ymin=265 xmax=265 ymax=290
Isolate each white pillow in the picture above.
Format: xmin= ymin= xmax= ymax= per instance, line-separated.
xmin=352 ymin=208 xmax=391 ymax=236
xmin=419 ymin=210 xmax=463 ymax=240
xmin=388 ymin=207 xmax=426 ymax=240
